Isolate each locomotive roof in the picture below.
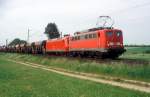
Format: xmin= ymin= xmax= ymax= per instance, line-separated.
xmin=74 ymin=27 xmax=113 ymax=35
xmin=47 ymin=37 xmax=68 ymax=41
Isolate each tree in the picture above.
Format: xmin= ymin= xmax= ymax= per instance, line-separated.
xmin=9 ymin=38 xmax=27 ymax=46
xmin=44 ymin=23 xmax=60 ymax=39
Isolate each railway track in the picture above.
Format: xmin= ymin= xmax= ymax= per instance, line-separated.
xmin=34 ymin=53 xmax=150 ymax=65
xmin=1 ymin=52 xmax=149 ymax=65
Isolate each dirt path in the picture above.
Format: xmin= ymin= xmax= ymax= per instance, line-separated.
xmin=8 ymin=59 xmax=150 ymax=93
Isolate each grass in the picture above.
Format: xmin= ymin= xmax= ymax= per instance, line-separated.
xmin=121 ymin=47 xmax=150 ymax=61
xmin=0 ymin=56 xmax=150 ymax=97
xmin=124 ymin=46 xmax=150 ymax=54
xmin=1 ymin=51 xmax=150 ymax=82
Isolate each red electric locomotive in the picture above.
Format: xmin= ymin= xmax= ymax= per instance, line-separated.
xmin=45 ymin=36 xmax=69 ymax=55
xmin=69 ymin=28 xmax=125 ymax=58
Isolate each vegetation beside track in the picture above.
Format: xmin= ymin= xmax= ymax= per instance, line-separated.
xmin=0 ymin=56 xmax=149 ymax=97
xmin=124 ymin=46 xmax=150 ymax=54
xmin=121 ymin=46 xmax=150 ymax=61
xmin=1 ymin=47 xmax=150 ymax=82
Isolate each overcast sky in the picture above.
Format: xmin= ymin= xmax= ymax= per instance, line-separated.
xmin=0 ymin=0 xmax=150 ymax=45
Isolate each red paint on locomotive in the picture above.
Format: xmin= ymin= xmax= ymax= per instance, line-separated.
xmin=46 ymin=36 xmax=69 ymax=52
xmin=69 ymin=28 xmax=124 ymax=52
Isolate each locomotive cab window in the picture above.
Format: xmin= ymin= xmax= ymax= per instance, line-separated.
xmin=116 ymin=32 xmax=122 ymax=37
xmin=107 ymin=32 xmax=113 ymax=37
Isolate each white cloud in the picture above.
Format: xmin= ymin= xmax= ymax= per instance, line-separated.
xmin=0 ymin=0 xmax=150 ymax=45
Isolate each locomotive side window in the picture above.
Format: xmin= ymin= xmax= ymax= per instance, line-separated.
xmin=75 ymin=36 xmax=78 ymax=40
xmin=89 ymin=34 xmax=92 ymax=38
xmin=77 ymin=36 xmax=80 ymax=40
xmin=72 ymin=37 xmax=75 ymax=41
xmin=85 ymin=34 xmax=88 ymax=39
xmin=72 ymin=33 xmax=97 ymax=41
xmin=107 ymin=32 xmax=113 ymax=37
xmin=93 ymin=33 xmax=97 ymax=38
xmin=84 ymin=33 xmax=97 ymax=39
xmin=116 ymin=32 xmax=122 ymax=37
xmin=73 ymin=36 xmax=80 ymax=40
xmin=80 ymin=35 xmax=84 ymax=40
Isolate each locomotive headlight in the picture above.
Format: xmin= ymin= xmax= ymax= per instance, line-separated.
xmin=109 ymin=42 xmax=114 ymax=46
xmin=116 ymin=42 xmax=120 ymax=45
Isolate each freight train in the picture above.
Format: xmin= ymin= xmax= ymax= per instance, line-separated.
xmin=0 ymin=16 xmax=126 ymax=58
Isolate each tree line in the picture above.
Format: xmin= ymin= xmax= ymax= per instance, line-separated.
xmin=124 ymin=45 xmax=150 ymax=47
xmin=9 ymin=22 xmax=60 ymax=46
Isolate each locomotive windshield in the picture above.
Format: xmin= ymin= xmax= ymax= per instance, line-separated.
xmin=107 ymin=32 xmax=113 ymax=37
xmin=116 ymin=32 xmax=122 ymax=37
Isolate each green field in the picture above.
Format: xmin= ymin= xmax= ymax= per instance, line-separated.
xmin=124 ymin=46 xmax=150 ymax=54
xmin=1 ymin=46 xmax=150 ymax=82
xmin=1 ymin=56 xmax=150 ymax=97
xmin=121 ymin=47 xmax=150 ymax=61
